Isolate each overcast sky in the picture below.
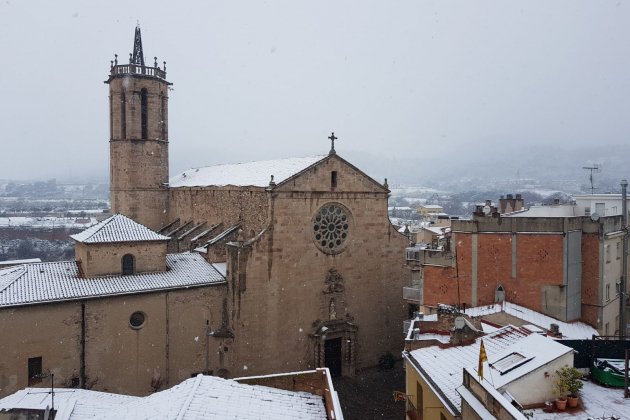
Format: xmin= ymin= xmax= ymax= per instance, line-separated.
xmin=0 ymin=0 xmax=628 ymax=182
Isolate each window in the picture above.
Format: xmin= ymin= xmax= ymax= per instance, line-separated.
xmin=122 ymin=254 xmax=135 ymax=275
xmin=606 ymin=244 xmax=611 ymax=263
xmin=121 ymin=92 xmax=126 ymax=138
xmin=160 ymin=95 xmax=167 ymax=141
xmin=606 ymin=284 xmax=610 ymax=302
xmin=595 ymin=202 xmax=605 ymax=215
xmin=141 ymin=88 xmax=148 ymax=139
xmin=617 ymin=242 xmax=621 ymax=260
xmin=28 ymin=357 xmax=42 ymax=386
xmin=129 ymin=311 xmax=146 ymax=329
xmin=331 ymin=171 xmax=337 ymax=189
xmin=605 ymin=322 xmax=609 ymax=336
xmin=416 ymin=382 xmax=423 ymax=419
xmin=313 ymin=203 xmax=350 ymax=254
xmin=491 ymin=352 xmax=531 ymax=374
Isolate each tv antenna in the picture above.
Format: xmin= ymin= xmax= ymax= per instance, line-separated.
xmin=583 ymin=164 xmax=601 ymax=195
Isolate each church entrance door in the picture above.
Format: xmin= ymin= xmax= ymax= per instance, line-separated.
xmin=324 ymin=337 xmax=342 ymax=377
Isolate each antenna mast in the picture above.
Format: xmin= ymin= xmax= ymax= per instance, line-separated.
xmin=583 ymin=164 xmax=600 ymax=195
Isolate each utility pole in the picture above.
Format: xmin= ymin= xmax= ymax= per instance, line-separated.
xmin=620 ymin=179 xmax=628 ymax=339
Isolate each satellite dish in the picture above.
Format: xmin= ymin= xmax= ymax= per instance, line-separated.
xmin=590 ymin=212 xmax=600 ymax=222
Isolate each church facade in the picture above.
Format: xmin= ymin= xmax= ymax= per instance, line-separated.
xmin=0 ymin=27 xmax=407 ymax=397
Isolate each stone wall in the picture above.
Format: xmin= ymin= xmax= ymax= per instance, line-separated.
xmin=0 ymin=284 xmax=227 ymax=398
xmin=74 ymin=241 xmax=167 ymax=277
xmin=109 ymin=75 xmax=170 ymax=230
xmin=167 ymin=187 xmax=269 ymax=237
xmin=226 ymin=155 xmax=408 ymax=377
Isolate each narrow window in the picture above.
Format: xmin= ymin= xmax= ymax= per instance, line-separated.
xmin=416 ymin=381 xmax=424 ymax=418
xmin=28 ymin=357 xmax=42 ymax=386
xmin=141 ymin=88 xmax=148 ymax=139
xmin=160 ymin=94 xmax=167 ymax=141
xmin=606 ymin=284 xmax=610 ymax=301
xmin=617 ymin=241 xmax=621 ymax=260
xmin=121 ymin=93 xmax=126 ymax=139
xmin=331 ymin=171 xmax=337 ymax=189
xmin=122 ymin=254 xmax=135 ymax=275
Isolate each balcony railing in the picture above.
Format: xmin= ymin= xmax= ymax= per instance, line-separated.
xmin=110 ymin=64 xmax=167 ymax=79
xmin=403 ymin=286 xmax=422 ymax=303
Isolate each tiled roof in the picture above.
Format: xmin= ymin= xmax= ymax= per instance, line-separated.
xmin=70 ymin=214 xmax=169 ymax=243
xmin=169 ymin=155 xmax=326 ymax=188
xmin=407 ymin=326 xmax=572 ymax=415
xmin=0 ymin=253 xmax=225 ymax=308
xmin=462 ymin=301 xmax=598 ymax=339
xmin=0 ymin=375 xmax=327 ymax=420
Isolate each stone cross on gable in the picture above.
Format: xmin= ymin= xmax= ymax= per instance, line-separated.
xmin=328 ymin=132 xmax=337 ymax=155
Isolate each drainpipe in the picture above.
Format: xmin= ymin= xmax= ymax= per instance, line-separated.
xmin=80 ymin=302 xmax=86 ymax=388
xmin=620 ymin=179 xmax=628 ymax=339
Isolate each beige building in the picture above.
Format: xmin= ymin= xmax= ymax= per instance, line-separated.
xmin=403 ymin=324 xmax=574 ymax=419
xmin=0 ymin=27 xmax=407 ymax=398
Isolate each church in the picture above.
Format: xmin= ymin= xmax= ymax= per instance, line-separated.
xmin=0 ymin=27 xmax=407 ymax=398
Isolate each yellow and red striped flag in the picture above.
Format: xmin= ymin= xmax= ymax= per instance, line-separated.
xmin=478 ymin=339 xmax=488 ymax=380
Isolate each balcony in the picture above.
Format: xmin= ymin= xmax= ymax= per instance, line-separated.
xmin=403 ymin=286 xmax=422 ymax=303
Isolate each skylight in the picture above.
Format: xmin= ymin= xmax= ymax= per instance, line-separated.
xmin=491 ymin=352 xmax=533 ymax=375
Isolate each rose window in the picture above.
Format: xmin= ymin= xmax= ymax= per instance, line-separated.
xmin=313 ymin=203 xmax=350 ymax=254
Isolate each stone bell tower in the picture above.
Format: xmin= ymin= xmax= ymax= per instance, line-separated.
xmin=106 ymin=25 xmax=171 ymax=230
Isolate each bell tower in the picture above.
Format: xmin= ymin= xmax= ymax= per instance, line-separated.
xmin=106 ymin=25 xmax=171 ymax=230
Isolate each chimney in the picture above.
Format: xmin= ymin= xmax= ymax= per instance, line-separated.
xmin=549 ymin=323 xmax=561 ymax=337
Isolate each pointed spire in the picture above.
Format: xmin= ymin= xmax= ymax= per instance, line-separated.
xmin=132 ymin=24 xmax=145 ymax=66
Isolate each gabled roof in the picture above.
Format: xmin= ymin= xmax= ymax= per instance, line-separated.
xmin=0 ymin=253 xmax=225 ymax=308
xmin=169 ymin=156 xmax=326 ymax=188
xmin=70 ymin=214 xmax=169 ymax=244
xmin=406 ymin=325 xmax=571 ymax=415
xmin=0 ymin=374 xmax=328 ymax=420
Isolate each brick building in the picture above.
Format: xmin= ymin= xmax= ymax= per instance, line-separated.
xmin=405 ymin=203 xmax=625 ymax=335
xmin=0 ymin=27 xmax=407 ymax=398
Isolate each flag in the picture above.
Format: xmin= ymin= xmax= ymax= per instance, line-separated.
xmin=478 ymin=339 xmax=488 ymax=380
xmin=393 ymin=391 xmax=406 ymax=402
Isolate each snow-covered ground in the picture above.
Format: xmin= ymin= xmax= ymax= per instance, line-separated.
xmin=0 ymin=217 xmax=98 ymax=229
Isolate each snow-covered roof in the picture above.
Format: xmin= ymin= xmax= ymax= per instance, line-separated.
xmin=503 ymin=205 xmax=579 ymax=218
xmin=169 ymin=155 xmax=326 ymax=188
xmin=70 ymin=214 xmax=169 ymax=244
xmin=420 ymin=204 xmax=443 ymax=209
xmin=462 ymin=301 xmax=598 ymax=339
xmin=0 ymin=374 xmax=327 ymax=420
xmin=0 ymin=258 xmax=42 ymax=266
xmin=0 ymin=253 xmax=225 ymax=307
xmin=406 ymin=326 xmax=572 ymax=415
xmin=422 ymin=226 xmax=448 ymax=235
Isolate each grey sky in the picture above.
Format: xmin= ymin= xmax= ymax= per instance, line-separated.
xmin=0 ymin=0 xmax=628 ymax=183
